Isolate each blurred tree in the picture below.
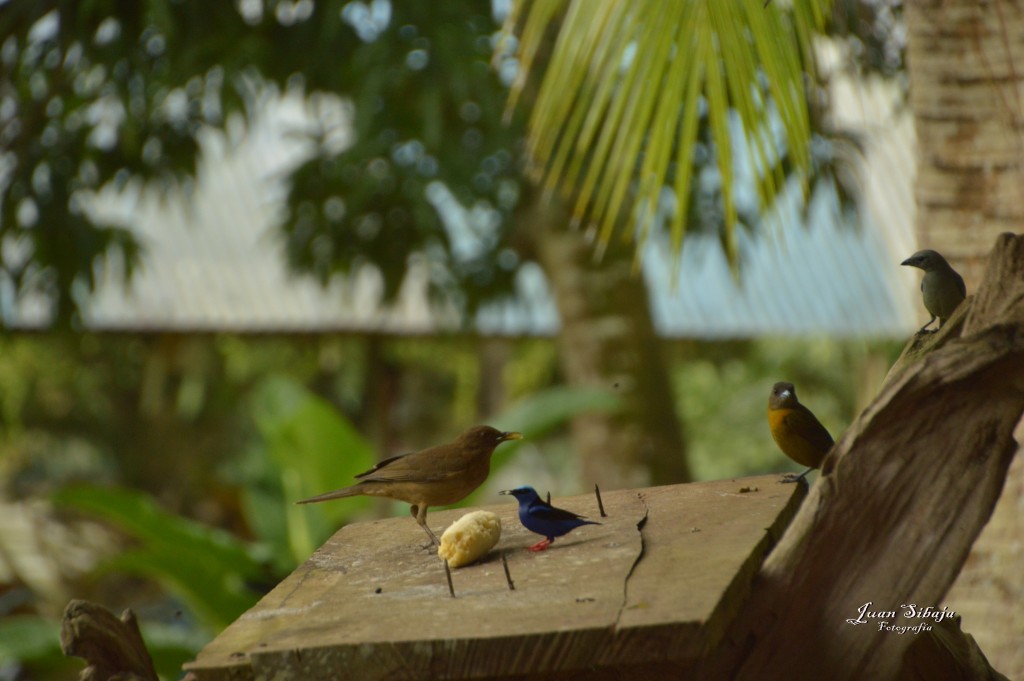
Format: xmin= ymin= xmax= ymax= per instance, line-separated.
xmin=0 ymin=0 xmax=523 ymax=325
xmin=516 ymin=190 xmax=690 ymax=487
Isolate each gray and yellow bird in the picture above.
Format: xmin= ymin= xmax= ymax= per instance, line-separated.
xmin=768 ymin=382 xmax=834 ymax=483
xmin=297 ymin=425 xmax=521 ymax=545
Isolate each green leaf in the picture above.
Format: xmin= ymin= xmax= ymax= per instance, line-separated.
xmin=461 ymin=385 xmax=623 ymax=505
xmin=492 ymin=385 xmax=622 ymax=443
xmin=141 ymin=622 xmax=211 ymax=681
xmin=0 ymin=615 xmax=62 ymax=664
xmin=52 ymin=485 xmax=266 ymax=630
xmin=0 ymin=614 xmax=206 ymax=681
xmin=248 ymin=375 xmax=376 ymax=565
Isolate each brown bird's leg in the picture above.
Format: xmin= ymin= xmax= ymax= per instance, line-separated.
xmin=411 ymin=504 xmax=440 ymax=547
xmin=780 ymin=467 xmax=813 ymax=484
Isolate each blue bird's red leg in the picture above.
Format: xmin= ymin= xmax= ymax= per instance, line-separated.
xmin=528 ymin=538 xmax=552 ymax=552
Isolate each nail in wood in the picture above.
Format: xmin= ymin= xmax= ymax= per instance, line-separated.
xmin=501 ymin=551 xmax=516 ymax=591
xmin=443 ymin=559 xmax=456 ymax=598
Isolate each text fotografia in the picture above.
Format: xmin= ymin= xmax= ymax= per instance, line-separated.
xmin=846 ymin=602 xmax=956 ymax=634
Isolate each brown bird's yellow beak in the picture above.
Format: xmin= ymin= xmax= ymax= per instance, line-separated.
xmin=500 ymin=431 xmax=523 ymax=442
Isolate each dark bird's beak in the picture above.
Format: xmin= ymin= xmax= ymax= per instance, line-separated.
xmin=500 ymin=431 xmax=523 ymax=442
xmin=498 ymin=489 xmax=512 ymax=496
xmin=900 ymin=256 xmax=917 ymax=267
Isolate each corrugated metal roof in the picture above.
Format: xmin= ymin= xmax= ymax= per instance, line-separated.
xmin=11 ymin=68 xmax=920 ymax=337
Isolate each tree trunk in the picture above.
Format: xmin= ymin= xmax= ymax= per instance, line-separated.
xmin=941 ymin=451 xmax=1024 ymax=681
xmin=905 ymin=4 xmax=1024 ymax=676
xmin=698 ymin=233 xmax=1024 ymax=681
xmin=515 ymin=190 xmax=691 ymax=490
xmin=905 ymin=0 xmax=1024 ymax=286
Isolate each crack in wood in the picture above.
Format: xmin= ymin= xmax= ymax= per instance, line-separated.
xmin=614 ymin=491 xmax=650 ymax=633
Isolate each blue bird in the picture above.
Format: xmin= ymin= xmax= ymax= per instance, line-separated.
xmin=500 ymin=486 xmax=600 ymax=552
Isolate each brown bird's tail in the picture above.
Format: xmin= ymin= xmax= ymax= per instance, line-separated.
xmin=296 ymin=485 xmax=362 ymax=505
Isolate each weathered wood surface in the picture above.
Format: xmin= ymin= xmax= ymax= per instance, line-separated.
xmin=185 ymin=476 xmax=804 ymax=680
xmin=883 ymin=294 xmax=972 ymax=385
xmin=699 ymin=233 xmax=1024 ymax=681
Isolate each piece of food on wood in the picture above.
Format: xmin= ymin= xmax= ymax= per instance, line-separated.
xmin=437 ymin=510 xmax=502 ymax=568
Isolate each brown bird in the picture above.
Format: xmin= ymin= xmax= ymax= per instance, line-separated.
xmin=767 ymin=382 xmax=834 ymax=483
xmin=901 ymin=249 xmax=967 ymax=332
xmin=297 ymin=425 xmax=522 ymax=545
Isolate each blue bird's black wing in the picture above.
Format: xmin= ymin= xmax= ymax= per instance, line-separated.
xmin=530 ymin=503 xmax=587 ymax=523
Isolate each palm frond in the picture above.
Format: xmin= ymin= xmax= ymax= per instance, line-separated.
xmin=505 ymin=0 xmax=831 ymax=266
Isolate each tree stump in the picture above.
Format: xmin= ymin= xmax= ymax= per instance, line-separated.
xmin=61 ymin=599 xmax=158 ymax=681
xmin=699 ymin=233 xmax=1024 ymax=680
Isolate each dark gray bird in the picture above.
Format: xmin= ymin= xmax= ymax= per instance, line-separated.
xmin=901 ymin=249 xmax=967 ymax=332
xmin=298 ymin=426 xmax=522 ymax=545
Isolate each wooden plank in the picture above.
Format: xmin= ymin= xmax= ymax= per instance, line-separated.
xmin=185 ymin=475 xmax=803 ymax=680
xmin=601 ymin=478 xmax=804 ymax=666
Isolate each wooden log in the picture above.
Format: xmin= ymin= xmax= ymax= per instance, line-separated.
xmin=883 ymin=294 xmax=972 ymax=386
xmin=60 ymin=599 xmax=158 ymax=681
xmin=699 ymin=233 xmax=1024 ymax=680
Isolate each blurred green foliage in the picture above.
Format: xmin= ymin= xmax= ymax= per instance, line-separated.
xmin=0 ymin=611 xmax=210 ymax=679
xmin=492 ymin=385 xmax=621 ymax=443
xmin=0 ymin=330 xmax=901 ymax=681
xmin=0 ymin=616 xmax=76 ymax=678
xmin=53 ymin=485 xmax=267 ymax=632
xmin=4 ymin=371 xmax=382 ymax=680
xmin=242 ymin=374 xmax=376 ymax=569
xmin=0 ymin=0 xmax=896 ymax=327
xmin=36 ymin=374 xmax=378 ymax=632
xmin=0 ymin=333 xmax=626 ymax=679
xmin=0 ymin=0 xmax=524 ymax=325
xmin=674 ymin=337 xmax=901 ymax=480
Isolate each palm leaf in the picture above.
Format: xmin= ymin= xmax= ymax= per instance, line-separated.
xmin=505 ymin=0 xmax=831 ymax=267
